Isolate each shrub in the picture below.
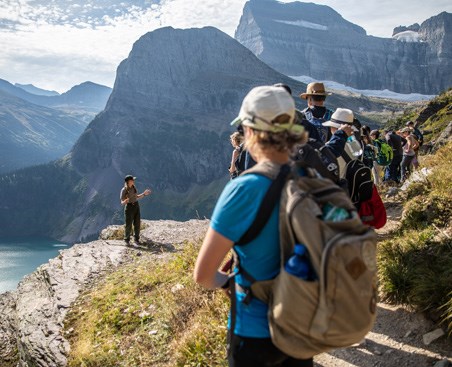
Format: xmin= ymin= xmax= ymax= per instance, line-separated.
xmin=378 ymin=229 xmax=452 ymax=332
xmin=378 ymin=142 xmax=452 ymax=333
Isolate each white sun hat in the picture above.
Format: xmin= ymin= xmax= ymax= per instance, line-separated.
xmin=323 ymin=108 xmax=357 ymax=131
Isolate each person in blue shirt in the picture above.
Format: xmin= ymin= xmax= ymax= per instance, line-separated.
xmin=194 ymin=86 xmax=313 ymax=367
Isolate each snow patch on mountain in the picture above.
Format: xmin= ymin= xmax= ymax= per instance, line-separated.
xmin=392 ymin=31 xmax=421 ymax=42
xmin=275 ymin=19 xmax=328 ymax=31
xmin=290 ymin=76 xmax=435 ymax=102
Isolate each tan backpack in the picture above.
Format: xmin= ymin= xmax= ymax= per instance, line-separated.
xmin=233 ymin=162 xmax=378 ymax=359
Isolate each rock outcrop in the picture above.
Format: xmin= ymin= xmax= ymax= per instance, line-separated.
xmin=393 ymin=23 xmax=421 ymax=36
xmin=235 ymin=0 xmax=452 ymax=94
xmin=0 ymin=219 xmax=209 ymax=367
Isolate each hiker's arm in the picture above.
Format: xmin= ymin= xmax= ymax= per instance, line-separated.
xmin=325 ymin=128 xmax=348 ymax=157
xmin=138 ymin=188 xmax=152 ymax=199
xmin=229 ymin=149 xmax=239 ymax=173
xmin=120 ymin=190 xmax=129 ymax=205
xmin=194 ymin=227 xmax=233 ymax=290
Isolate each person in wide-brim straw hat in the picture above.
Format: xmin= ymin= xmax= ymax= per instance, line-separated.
xmin=194 ymin=86 xmax=313 ymax=367
xmin=299 ymin=82 xmax=332 ymax=99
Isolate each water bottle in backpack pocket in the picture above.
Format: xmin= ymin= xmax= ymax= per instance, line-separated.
xmin=322 ymin=202 xmax=351 ymax=222
xmin=284 ymin=244 xmax=317 ymax=281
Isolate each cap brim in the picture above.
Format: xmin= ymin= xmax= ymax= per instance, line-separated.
xmin=322 ymin=120 xmax=341 ymax=129
xmin=230 ymin=116 xmax=242 ymax=127
xmin=299 ymin=92 xmax=332 ymax=99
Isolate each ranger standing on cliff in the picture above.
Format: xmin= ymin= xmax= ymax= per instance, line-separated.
xmin=120 ymin=175 xmax=151 ymax=246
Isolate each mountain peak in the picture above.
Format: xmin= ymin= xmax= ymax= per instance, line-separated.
xmin=14 ymin=83 xmax=59 ymax=96
xmin=235 ymin=0 xmax=451 ymax=94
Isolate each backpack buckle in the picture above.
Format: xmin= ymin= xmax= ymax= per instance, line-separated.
xmin=235 ymin=283 xmax=253 ymax=305
xmin=243 ymin=288 xmax=253 ymax=305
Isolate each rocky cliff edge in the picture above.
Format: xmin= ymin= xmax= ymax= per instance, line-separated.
xmin=0 ymin=219 xmax=209 ymax=367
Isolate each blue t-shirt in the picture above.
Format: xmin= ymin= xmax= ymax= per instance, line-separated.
xmin=210 ymin=173 xmax=280 ymax=338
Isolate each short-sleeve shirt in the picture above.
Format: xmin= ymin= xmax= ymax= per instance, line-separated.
xmin=120 ymin=186 xmax=138 ymax=203
xmin=210 ymin=173 xmax=280 ymax=338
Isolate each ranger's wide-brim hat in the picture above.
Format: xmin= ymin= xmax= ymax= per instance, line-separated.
xmin=124 ymin=175 xmax=136 ymax=182
xmin=300 ymin=82 xmax=332 ymax=99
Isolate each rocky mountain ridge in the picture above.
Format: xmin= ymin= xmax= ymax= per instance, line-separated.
xmin=0 ymin=79 xmax=112 ymax=112
xmin=235 ymin=0 xmax=452 ymax=94
xmin=14 ymin=83 xmax=59 ymax=97
xmin=0 ymin=90 xmax=88 ymax=173
xmin=0 ymin=79 xmax=112 ymax=173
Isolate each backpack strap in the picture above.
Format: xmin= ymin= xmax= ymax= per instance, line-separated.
xmin=228 ymin=164 xmax=291 ymax=338
xmin=341 ymin=150 xmax=352 ymax=164
xmin=236 ymin=164 xmax=291 ymax=245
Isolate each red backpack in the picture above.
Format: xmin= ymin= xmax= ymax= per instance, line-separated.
xmin=358 ymin=185 xmax=387 ymax=229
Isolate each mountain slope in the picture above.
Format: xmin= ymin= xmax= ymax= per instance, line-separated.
xmin=0 ymin=26 xmax=411 ymax=242
xmin=235 ymin=0 xmax=452 ymax=94
xmin=14 ymin=83 xmax=59 ymax=96
xmin=0 ymin=90 xmax=88 ymax=173
xmin=0 ymin=79 xmax=112 ymax=112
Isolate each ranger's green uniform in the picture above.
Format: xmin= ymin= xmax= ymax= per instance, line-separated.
xmin=120 ymin=185 xmax=140 ymax=242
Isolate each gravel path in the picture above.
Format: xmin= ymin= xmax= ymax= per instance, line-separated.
xmin=314 ymin=200 xmax=451 ymax=367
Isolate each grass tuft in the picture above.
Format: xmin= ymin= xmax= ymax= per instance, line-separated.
xmin=66 ymin=240 xmax=229 ymax=367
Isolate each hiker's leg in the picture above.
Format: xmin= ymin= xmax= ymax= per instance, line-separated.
xmin=372 ymin=162 xmax=381 ymax=186
xmin=124 ymin=205 xmax=132 ymax=241
xmin=394 ymin=155 xmax=403 ymax=183
xmin=228 ymin=334 xmax=311 ymax=367
xmin=282 ymin=357 xmax=314 ymax=367
xmin=133 ymin=205 xmax=141 ymax=241
xmin=401 ymin=155 xmax=414 ymax=181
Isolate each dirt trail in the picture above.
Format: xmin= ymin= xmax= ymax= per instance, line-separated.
xmin=314 ymin=200 xmax=451 ymax=367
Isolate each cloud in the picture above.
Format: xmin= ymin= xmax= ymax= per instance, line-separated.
xmin=310 ymin=0 xmax=452 ymax=37
xmin=0 ymin=0 xmax=450 ymax=92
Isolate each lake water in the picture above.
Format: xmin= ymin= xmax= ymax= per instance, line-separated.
xmin=0 ymin=237 xmax=71 ymax=294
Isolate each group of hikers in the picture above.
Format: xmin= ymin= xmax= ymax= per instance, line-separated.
xmin=119 ymin=82 xmax=422 ymax=366
xmin=228 ymin=82 xmax=423 ymax=187
xmin=194 ymin=82 xmax=412 ymax=366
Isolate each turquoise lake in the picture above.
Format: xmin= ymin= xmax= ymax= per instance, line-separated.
xmin=0 ymin=237 xmax=71 ymax=294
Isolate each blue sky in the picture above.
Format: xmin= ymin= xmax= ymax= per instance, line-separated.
xmin=0 ymin=0 xmax=451 ymax=92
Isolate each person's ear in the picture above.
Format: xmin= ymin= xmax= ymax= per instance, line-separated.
xmin=244 ymin=126 xmax=254 ymax=139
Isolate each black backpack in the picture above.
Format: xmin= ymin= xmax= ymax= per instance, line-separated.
xmin=294 ymin=139 xmax=340 ymax=184
xmin=342 ymin=157 xmax=373 ymax=207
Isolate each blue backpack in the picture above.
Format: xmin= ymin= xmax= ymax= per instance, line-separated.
xmin=302 ymin=108 xmax=333 ymax=144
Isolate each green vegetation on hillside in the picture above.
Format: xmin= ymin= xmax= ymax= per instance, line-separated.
xmin=378 ymin=143 xmax=452 ymax=333
xmin=66 ymin=241 xmax=229 ymax=367
xmin=385 ymin=89 xmax=452 ymax=144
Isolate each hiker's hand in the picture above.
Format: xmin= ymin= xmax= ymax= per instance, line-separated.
xmin=339 ymin=124 xmax=353 ymax=136
xmin=144 ymin=188 xmax=151 ymax=196
xmin=122 ymin=198 xmax=129 ymax=205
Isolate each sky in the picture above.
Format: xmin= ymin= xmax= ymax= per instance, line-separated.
xmin=0 ymin=0 xmax=451 ymax=93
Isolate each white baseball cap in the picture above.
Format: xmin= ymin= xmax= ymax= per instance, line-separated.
xmin=231 ymin=86 xmax=304 ymax=134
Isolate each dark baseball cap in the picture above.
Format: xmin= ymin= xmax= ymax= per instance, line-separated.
xmin=124 ymin=175 xmax=136 ymax=182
